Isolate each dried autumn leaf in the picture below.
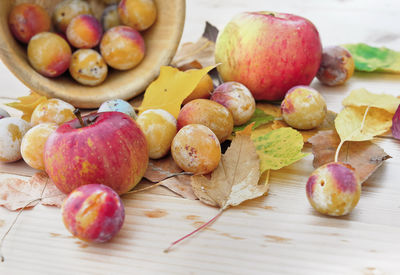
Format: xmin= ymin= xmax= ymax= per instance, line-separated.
xmin=172 ymin=22 xmax=218 ymax=69
xmin=191 ymin=124 xmax=269 ymax=209
xmin=335 ymin=106 xmax=392 ymax=142
xmin=165 ymin=125 xmax=269 ymax=252
xmin=143 ymin=156 xmax=197 ymax=200
xmin=342 ymin=88 xmax=400 ymax=114
xmin=343 ymin=43 xmax=400 ymax=73
xmin=392 ymin=105 xmax=400 ymax=139
xmin=233 ymin=108 xmax=275 ymax=132
xmin=139 ymin=65 xmax=216 ymax=118
xmin=252 ymin=127 xmax=308 ymax=172
xmin=309 ymin=130 xmax=391 ymax=184
xmin=256 ymin=103 xmax=282 ymax=117
xmin=5 ymin=91 xmax=47 ymax=122
xmin=0 ymin=172 xmax=66 ymax=211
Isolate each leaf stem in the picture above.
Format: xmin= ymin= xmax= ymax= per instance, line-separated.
xmin=124 ymin=171 xmax=193 ymax=195
xmin=0 ymin=198 xmax=41 ymax=262
xmin=360 ymin=106 xmax=371 ymax=132
xmin=334 ymin=106 xmax=371 ymax=163
xmin=334 ymin=140 xmax=345 ymax=163
xmin=164 ymin=208 xmax=224 ymax=253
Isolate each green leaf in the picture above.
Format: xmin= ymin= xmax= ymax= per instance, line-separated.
xmin=251 ymin=127 xmax=308 ymax=172
xmin=233 ymin=108 xmax=275 ymax=132
xmin=343 ymin=43 xmax=400 ymax=73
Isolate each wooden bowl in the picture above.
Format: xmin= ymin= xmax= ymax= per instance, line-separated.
xmin=0 ymin=0 xmax=185 ymax=108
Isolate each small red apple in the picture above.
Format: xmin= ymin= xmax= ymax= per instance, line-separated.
xmin=44 ymin=111 xmax=148 ymax=195
xmin=215 ymin=11 xmax=322 ymax=101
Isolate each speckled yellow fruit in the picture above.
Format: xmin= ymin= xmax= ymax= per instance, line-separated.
xmin=31 ymin=99 xmax=75 ymax=126
xmin=177 ymin=99 xmax=234 ymax=142
xmin=171 ymin=124 xmax=221 ymax=174
xmin=27 ymin=32 xmax=72 ymax=78
xmin=0 ymin=117 xmax=31 ymax=162
xmin=118 ymin=0 xmax=157 ymax=31
xmin=70 ymin=49 xmax=108 ymax=86
xmin=21 ymin=123 xmax=58 ymax=170
xmin=53 ymin=0 xmax=92 ymax=33
xmin=136 ymin=109 xmax=177 ymax=159
xmin=281 ymin=86 xmax=327 ymax=130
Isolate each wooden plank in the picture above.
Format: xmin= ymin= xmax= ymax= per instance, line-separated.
xmin=1 ymin=0 xmax=400 ymax=274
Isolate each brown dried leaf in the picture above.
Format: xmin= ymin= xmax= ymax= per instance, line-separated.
xmin=191 ymin=125 xmax=269 ymax=210
xmin=171 ymin=22 xmax=218 ymax=69
xmin=143 ymin=156 xmax=196 ymax=200
xmin=308 ymin=130 xmax=391 ymax=184
xmin=144 ymin=156 xmax=182 ymax=182
xmin=0 ymin=172 xmax=66 ymax=211
xmin=158 ymin=177 xmax=197 ymax=200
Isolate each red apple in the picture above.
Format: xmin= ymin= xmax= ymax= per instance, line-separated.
xmin=44 ymin=111 xmax=148 ymax=195
xmin=215 ymin=12 xmax=322 ymax=101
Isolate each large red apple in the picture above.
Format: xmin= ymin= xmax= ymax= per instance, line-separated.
xmin=44 ymin=111 xmax=148 ymax=195
xmin=215 ymin=12 xmax=322 ymax=101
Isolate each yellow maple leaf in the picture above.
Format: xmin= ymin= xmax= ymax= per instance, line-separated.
xmin=5 ymin=92 xmax=47 ymax=122
xmin=342 ymin=88 xmax=400 ymax=114
xmin=251 ymin=127 xmax=308 ymax=173
xmin=335 ymin=106 xmax=392 ymax=142
xmin=139 ymin=65 xmax=216 ymax=118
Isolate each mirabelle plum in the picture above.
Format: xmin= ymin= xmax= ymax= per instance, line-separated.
xmin=281 ymin=86 xmax=327 ymax=130
xmin=182 ymin=73 xmax=214 ymax=105
xmin=211 ymin=82 xmax=255 ymax=126
xmin=28 ymin=32 xmax=72 ymax=78
xmin=0 ymin=108 xmax=10 ymax=120
xmin=62 ymin=184 xmax=125 ymax=243
xmin=171 ymin=124 xmax=221 ymax=174
xmin=317 ymin=46 xmax=355 ymax=86
xmin=53 ymin=0 xmax=92 ymax=33
xmin=31 ymin=98 xmax=75 ymax=126
xmin=66 ymin=15 xmax=102 ymax=49
xmin=100 ymin=26 xmax=145 ymax=70
xmin=118 ymin=0 xmax=157 ymax=31
xmin=0 ymin=117 xmax=31 ymax=163
xmin=21 ymin=123 xmax=58 ymax=170
xmin=70 ymin=49 xmax=108 ymax=86
xmin=101 ymin=4 xmax=121 ymax=31
xmin=8 ymin=3 xmax=51 ymax=44
xmin=177 ymin=99 xmax=234 ymax=142
xmin=306 ymin=162 xmax=361 ymax=216
xmin=98 ymin=99 xmax=137 ymax=119
xmin=136 ymin=109 xmax=177 ymax=159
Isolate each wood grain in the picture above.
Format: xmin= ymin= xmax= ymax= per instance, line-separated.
xmin=0 ymin=0 xmax=185 ymax=108
xmin=1 ymin=0 xmax=400 ymax=274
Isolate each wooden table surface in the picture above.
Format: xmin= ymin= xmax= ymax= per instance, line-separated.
xmin=1 ymin=0 xmax=400 ymax=274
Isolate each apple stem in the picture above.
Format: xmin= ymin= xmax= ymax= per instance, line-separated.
xmin=74 ymin=109 xmax=86 ymax=128
xmin=164 ymin=208 xmax=224 ymax=253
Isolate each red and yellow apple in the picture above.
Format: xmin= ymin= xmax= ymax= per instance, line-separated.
xmin=215 ymin=12 xmax=322 ymax=101
xmin=44 ymin=111 xmax=148 ymax=195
